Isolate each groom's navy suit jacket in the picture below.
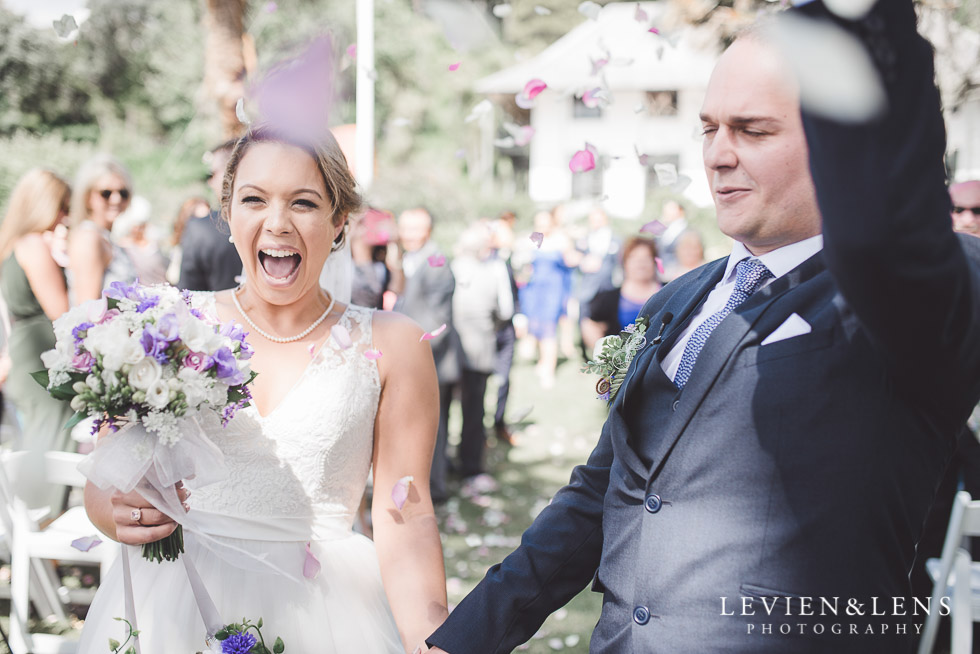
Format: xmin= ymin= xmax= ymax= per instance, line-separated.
xmin=429 ymin=2 xmax=980 ymax=653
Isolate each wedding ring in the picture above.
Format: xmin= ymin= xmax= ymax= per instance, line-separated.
xmin=131 ymin=508 xmax=142 ymax=524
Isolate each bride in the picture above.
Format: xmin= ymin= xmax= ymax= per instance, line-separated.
xmin=79 ymin=124 xmax=448 ymax=653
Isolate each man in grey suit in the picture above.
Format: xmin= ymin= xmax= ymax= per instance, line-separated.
xmin=427 ymin=1 xmax=980 ymax=652
xmin=394 ymin=208 xmax=462 ymax=503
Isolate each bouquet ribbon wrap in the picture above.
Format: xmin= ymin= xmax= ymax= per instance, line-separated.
xmin=79 ymin=417 xmax=300 ymax=647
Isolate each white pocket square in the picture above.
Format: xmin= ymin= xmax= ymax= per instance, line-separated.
xmin=761 ymin=313 xmax=812 ymax=346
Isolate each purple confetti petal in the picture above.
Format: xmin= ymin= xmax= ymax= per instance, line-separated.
xmin=331 ymin=324 xmax=353 ymax=350
xmin=71 ymin=535 xmax=102 ymax=552
xmin=420 ymin=324 xmax=447 ymax=342
xmin=303 ymin=542 xmax=320 ymax=579
xmin=391 ymin=475 xmax=414 ymax=510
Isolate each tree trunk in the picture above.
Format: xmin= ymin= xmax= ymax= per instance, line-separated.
xmin=204 ymin=0 xmax=247 ymax=141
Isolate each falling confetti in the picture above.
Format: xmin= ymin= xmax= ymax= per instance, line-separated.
xmin=364 ymin=349 xmax=383 ymax=360
xmin=71 ymin=535 xmax=102 ymax=552
xmin=634 ymin=145 xmax=649 ymax=166
xmin=235 ymin=98 xmax=250 ymax=126
xmin=654 ymin=163 xmax=678 ymax=187
xmin=346 ymin=44 xmax=357 ymax=58
xmin=534 ymin=6 xmax=552 ymax=15
xmin=303 ymin=543 xmax=321 ymax=579
xmin=492 ymin=4 xmax=513 ymax=17
xmin=634 ymin=3 xmax=649 ymax=22
xmin=465 ymin=99 xmax=494 ymax=123
xmin=331 ymin=324 xmax=353 ymax=350
xmin=420 ymin=324 xmax=448 ymax=341
xmin=655 ymin=257 xmax=665 ymax=276
xmin=516 ymin=79 xmax=548 ymax=109
xmin=391 ymin=475 xmax=414 ymax=510
xmin=578 ymin=1 xmax=602 ymax=20
xmin=52 ymin=14 xmax=78 ymax=39
xmin=455 ymin=148 xmax=467 ymax=159
xmin=427 ymin=254 xmax=447 ymax=267
xmin=503 ymin=123 xmax=535 ymax=147
xmin=648 ymin=27 xmax=660 ymax=35
xmin=581 ymin=87 xmax=609 ymax=109
xmin=264 ymin=2 xmax=278 ymax=12
xmin=530 ymin=232 xmax=544 ymax=248
xmin=308 ymin=343 xmax=316 ymax=358
xmin=449 ymin=62 xmax=461 ymax=72
xmin=640 ymin=220 xmax=667 ymax=236
xmin=391 ymin=116 xmax=412 ymax=127
xmin=569 ymin=148 xmax=596 ymax=173
xmin=494 ymin=137 xmax=516 ymax=149
xmin=590 ymin=58 xmax=609 ymax=76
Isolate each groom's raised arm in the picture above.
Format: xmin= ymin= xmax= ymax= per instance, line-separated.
xmin=799 ymin=0 xmax=980 ymax=416
xmin=426 ymin=416 xmax=615 ymax=653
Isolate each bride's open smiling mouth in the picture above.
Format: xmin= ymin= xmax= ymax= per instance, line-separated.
xmin=257 ymin=247 xmax=303 ymax=287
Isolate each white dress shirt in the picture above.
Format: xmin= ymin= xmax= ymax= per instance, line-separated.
xmin=661 ymin=234 xmax=824 ymax=381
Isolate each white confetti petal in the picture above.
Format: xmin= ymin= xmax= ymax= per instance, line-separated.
xmin=578 ymin=1 xmax=602 ymax=20
xmin=654 ymin=163 xmax=678 ymax=187
xmin=465 ymin=99 xmax=494 ymax=123
xmin=492 ymin=4 xmax=513 ymax=18
xmin=53 ymin=14 xmax=78 ymax=39
xmin=235 ymin=98 xmax=250 ymax=126
xmin=534 ymin=6 xmax=552 ymax=15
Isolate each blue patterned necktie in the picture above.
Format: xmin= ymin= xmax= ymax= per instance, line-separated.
xmin=673 ymin=258 xmax=774 ymax=389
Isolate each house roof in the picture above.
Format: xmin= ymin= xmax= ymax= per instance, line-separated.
xmin=475 ymin=1 xmax=719 ymax=95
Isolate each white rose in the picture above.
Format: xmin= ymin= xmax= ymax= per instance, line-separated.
xmin=121 ymin=337 xmax=146 ymax=365
xmin=145 ymin=381 xmax=171 ymax=410
xmin=206 ymin=383 xmax=227 ymax=406
xmin=102 ymin=351 xmax=124 ymax=373
xmin=180 ymin=319 xmax=212 ymax=354
xmin=40 ymin=347 xmax=70 ymax=373
xmin=128 ymin=357 xmax=162 ymax=391
xmin=181 ymin=377 xmax=208 ymax=408
xmin=592 ymin=335 xmax=622 ymax=361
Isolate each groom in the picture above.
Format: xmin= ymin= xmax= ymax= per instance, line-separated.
xmin=428 ymin=1 xmax=980 ymax=652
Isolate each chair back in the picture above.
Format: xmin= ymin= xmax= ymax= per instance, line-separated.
xmin=42 ymin=452 xmax=87 ymax=489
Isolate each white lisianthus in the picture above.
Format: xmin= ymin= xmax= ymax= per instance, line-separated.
xmin=180 ymin=377 xmax=208 ymax=408
xmin=40 ymin=347 xmax=71 ymax=374
xmin=145 ymin=381 xmax=171 ymax=409
xmin=102 ymin=350 xmax=124 ymax=373
xmin=128 ymin=357 xmax=163 ymax=391
xmin=121 ymin=336 xmax=146 ymax=365
xmin=180 ymin=318 xmax=212 ymax=353
xmin=85 ymin=374 xmax=102 ymax=393
xmin=206 ymin=383 xmax=227 ymax=406
xmin=592 ymin=335 xmax=622 ymax=362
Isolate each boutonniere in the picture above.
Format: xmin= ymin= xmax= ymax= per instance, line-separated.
xmin=582 ymin=316 xmax=649 ymax=404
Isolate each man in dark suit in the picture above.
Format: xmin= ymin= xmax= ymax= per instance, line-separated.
xmin=394 ymin=207 xmax=462 ymax=503
xmin=177 ymin=141 xmax=243 ymax=292
xmin=427 ymin=1 xmax=980 ymax=652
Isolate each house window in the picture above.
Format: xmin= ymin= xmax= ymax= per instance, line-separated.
xmin=645 ymin=90 xmax=678 ymax=116
xmin=572 ymin=154 xmax=604 ymax=198
xmin=573 ymin=97 xmax=602 ymax=119
xmin=645 ymin=154 xmax=682 ymax=189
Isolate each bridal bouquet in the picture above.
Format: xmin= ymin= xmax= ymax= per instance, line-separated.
xmin=34 ymin=281 xmax=257 ymax=562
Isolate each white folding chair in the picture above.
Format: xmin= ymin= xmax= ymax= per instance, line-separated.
xmin=918 ymin=490 xmax=980 ymax=654
xmin=2 ymin=450 xmax=118 ymax=654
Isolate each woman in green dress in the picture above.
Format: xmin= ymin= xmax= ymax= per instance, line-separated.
xmin=0 ymin=169 xmax=75 ymax=510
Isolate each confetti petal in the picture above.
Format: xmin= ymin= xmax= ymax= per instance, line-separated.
xmin=427 ymin=254 xmax=447 ymax=267
xmin=502 ymin=123 xmax=535 ymax=147
xmin=264 ymin=1 xmax=277 ymax=12
xmin=654 ymin=163 xmax=678 ymax=187
xmin=640 ymin=220 xmax=667 ymax=236
xmin=235 ymin=98 xmax=250 ymax=126
xmin=308 ymin=343 xmax=316 ymax=358
xmin=494 ymin=137 xmax=516 ymax=149
xmin=449 ymin=62 xmax=461 ymax=72
xmin=492 ymin=4 xmax=512 ymax=18
xmin=420 ymin=324 xmax=448 ymax=342
xmin=71 ymin=535 xmax=102 ymax=552
xmin=391 ymin=475 xmax=414 ymax=510
xmin=534 ymin=6 xmax=552 ymax=15
xmin=465 ymin=99 xmax=494 ymax=123
xmin=530 ymin=232 xmax=544 ymax=248
xmin=515 ymin=93 xmax=536 ymax=110
xmin=648 ymin=27 xmax=660 ymax=35
xmin=634 ymin=145 xmax=649 ymax=166
xmin=346 ymin=43 xmax=357 ymax=58
xmin=634 ymin=3 xmax=649 ymax=22
xmin=331 ymin=324 xmax=353 ymax=350
xmin=523 ymin=79 xmax=547 ymax=101
xmin=569 ymin=148 xmax=596 ymax=173
xmin=590 ymin=58 xmax=609 ymax=76
xmin=364 ymin=349 xmax=383 ymax=360
xmin=53 ymin=14 xmax=78 ymax=39
xmin=578 ymin=1 xmax=602 ymax=20
xmin=303 ymin=542 xmax=321 ymax=579
xmin=655 ymin=257 xmax=665 ymax=276
xmin=581 ymin=87 xmax=609 ymax=109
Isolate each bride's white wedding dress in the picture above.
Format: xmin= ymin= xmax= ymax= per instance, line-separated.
xmin=78 ymin=296 xmax=402 ymax=653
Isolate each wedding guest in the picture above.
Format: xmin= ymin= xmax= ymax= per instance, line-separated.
xmin=80 ymin=123 xmax=448 ymax=652
xmin=574 ymin=207 xmax=622 ymax=354
xmin=451 ymin=221 xmax=514 ymax=480
xmin=350 ymin=207 xmax=402 ymax=309
xmin=950 ymin=180 xmax=980 ymax=236
xmin=67 ymin=154 xmax=139 ymax=303
xmin=393 ymin=207 xmax=462 ymax=504
xmin=0 ymin=169 xmax=75 ymax=510
xmin=654 ymin=200 xmax=689 ymax=273
xmin=520 ymin=209 xmax=576 ymax=389
xmin=166 ymin=196 xmax=210 ymax=285
xmin=583 ymin=237 xmax=662 ymax=350
xmin=178 ymin=141 xmax=243 ymax=291
xmin=116 ymin=195 xmax=168 ymax=285
xmin=428 ymin=2 xmax=980 ymax=651
xmin=490 ymin=214 xmax=519 ymax=445
xmin=665 ymin=227 xmax=707 ymax=281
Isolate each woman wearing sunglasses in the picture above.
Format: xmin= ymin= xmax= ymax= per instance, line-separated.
xmin=68 ymin=154 xmax=139 ymax=303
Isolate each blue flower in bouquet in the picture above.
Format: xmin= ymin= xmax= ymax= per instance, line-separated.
xmin=213 ymin=346 xmax=246 ymax=385
xmin=220 ymin=321 xmax=246 ymax=344
xmin=136 ymin=295 xmax=160 ymax=313
xmin=104 ymin=280 xmax=142 ymax=302
xmin=221 ymin=631 xmax=257 ymax=654
xmin=156 ymin=313 xmax=180 ymax=340
xmin=140 ymin=324 xmax=175 ymax=364
xmin=72 ymin=321 xmax=94 ymax=344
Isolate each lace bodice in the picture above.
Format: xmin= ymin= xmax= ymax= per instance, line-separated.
xmin=187 ymin=294 xmax=380 ymax=526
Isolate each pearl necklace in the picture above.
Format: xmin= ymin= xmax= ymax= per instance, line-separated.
xmin=232 ymin=286 xmax=336 ymax=344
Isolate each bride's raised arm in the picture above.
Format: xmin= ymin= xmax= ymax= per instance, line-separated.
xmin=371 ymin=309 xmax=449 ymax=652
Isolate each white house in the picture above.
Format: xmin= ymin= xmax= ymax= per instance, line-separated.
xmin=475 ymin=2 xmax=718 ymax=218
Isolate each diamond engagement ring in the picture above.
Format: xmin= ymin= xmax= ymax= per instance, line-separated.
xmin=131 ymin=508 xmax=142 ymax=524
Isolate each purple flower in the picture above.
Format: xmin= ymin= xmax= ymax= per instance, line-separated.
xmin=136 ymin=296 xmax=160 ymax=313
xmin=598 ymin=391 xmax=611 ymax=401
xmin=100 ymin=308 xmax=121 ymax=324
xmin=213 ymin=347 xmax=246 ymax=385
xmin=156 ymin=313 xmax=180 ymax=341
xmin=238 ymin=340 xmax=254 ymax=360
xmin=220 ymin=321 xmax=247 ymax=344
xmin=190 ymin=308 xmax=204 ymax=320
xmin=71 ymin=350 xmax=95 ymax=372
xmin=104 ymin=281 xmax=142 ymax=302
xmin=221 ymin=632 xmax=257 ymax=654
xmin=183 ymin=351 xmax=213 ymax=372
xmin=141 ymin=325 xmax=173 ymax=364
xmin=72 ymin=322 xmax=94 ymax=343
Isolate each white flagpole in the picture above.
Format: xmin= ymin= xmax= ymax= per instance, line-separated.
xmin=355 ymin=0 xmax=375 ymax=191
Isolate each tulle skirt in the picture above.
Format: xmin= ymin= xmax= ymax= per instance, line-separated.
xmin=77 ymin=524 xmax=402 ymax=653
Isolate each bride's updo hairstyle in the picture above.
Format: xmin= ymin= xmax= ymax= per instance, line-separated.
xmin=220 ymin=123 xmax=361 ymax=251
